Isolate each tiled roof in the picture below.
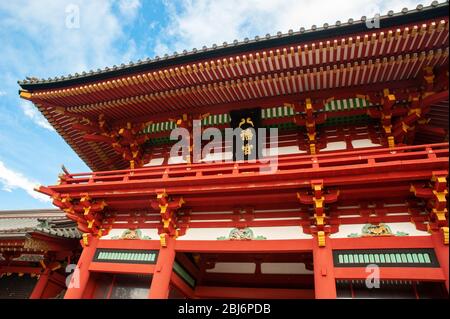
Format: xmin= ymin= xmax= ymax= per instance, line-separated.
xmin=0 ymin=218 xmax=41 ymax=231
xmin=18 ymin=1 xmax=449 ymax=90
xmin=0 ymin=210 xmax=81 ymax=239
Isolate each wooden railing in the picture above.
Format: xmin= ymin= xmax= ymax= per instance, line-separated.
xmin=53 ymin=143 xmax=448 ymax=190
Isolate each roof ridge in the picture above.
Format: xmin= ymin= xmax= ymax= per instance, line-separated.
xmin=18 ymin=0 xmax=449 ymax=88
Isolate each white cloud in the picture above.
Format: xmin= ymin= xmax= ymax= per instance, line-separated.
xmin=0 ymin=0 xmax=139 ymax=80
xmin=19 ymin=101 xmax=55 ymax=131
xmin=0 ymin=91 xmax=6 ymax=97
xmin=155 ymin=0 xmax=421 ymax=56
xmin=118 ymin=0 xmax=142 ymax=21
xmin=0 ymin=160 xmax=51 ymax=202
xmin=0 ymin=0 xmax=144 ymax=132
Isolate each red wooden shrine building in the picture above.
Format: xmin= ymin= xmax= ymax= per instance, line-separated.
xmin=10 ymin=2 xmax=450 ymax=299
xmin=0 ymin=209 xmax=80 ymax=299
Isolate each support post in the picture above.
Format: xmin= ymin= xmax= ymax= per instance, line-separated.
xmin=64 ymin=235 xmax=99 ymax=299
xmin=29 ymin=268 xmax=50 ymax=299
xmin=432 ymin=230 xmax=449 ymax=292
xmin=313 ymin=235 xmax=337 ymax=299
xmin=148 ymin=236 xmax=176 ymax=299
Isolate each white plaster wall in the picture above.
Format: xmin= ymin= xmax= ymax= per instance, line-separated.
xmin=178 ymin=226 xmax=312 ymax=240
xmin=262 ymin=146 xmax=305 ymax=156
xmin=261 ymin=263 xmax=313 ymax=274
xmin=352 ymin=138 xmax=381 ymax=149
xmin=101 ymin=228 xmax=160 ymax=240
xmin=251 ymin=226 xmax=312 ymax=239
xmin=168 ymin=156 xmax=187 ymax=165
xmin=206 ymin=262 xmax=256 ymax=273
xmin=206 ymin=262 xmax=313 ymax=274
xmin=330 ymin=224 xmax=367 ymax=238
xmin=391 ymin=222 xmax=430 ymax=236
xmin=144 ymin=158 xmax=164 ymax=166
xmin=177 ymin=228 xmax=235 ymax=240
xmin=322 ymin=141 xmax=347 ymax=152
xmin=201 ymin=152 xmax=233 ymax=162
xmin=330 ymin=222 xmax=430 ymax=238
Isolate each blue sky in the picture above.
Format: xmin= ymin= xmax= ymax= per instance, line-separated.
xmin=0 ymin=0 xmax=423 ymax=210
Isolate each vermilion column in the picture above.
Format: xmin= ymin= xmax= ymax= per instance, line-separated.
xmin=148 ymin=237 xmax=176 ymax=299
xmin=313 ymin=236 xmax=337 ymax=299
xmin=431 ymin=230 xmax=449 ymax=292
xmin=64 ymin=235 xmax=99 ymax=299
xmin=29 ymin=269 xmax=50 ymax=299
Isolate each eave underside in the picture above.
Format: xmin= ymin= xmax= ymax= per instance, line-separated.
xmin=19 ymin=8 xmax=450 ymax=171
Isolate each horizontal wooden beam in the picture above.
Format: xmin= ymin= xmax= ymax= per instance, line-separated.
xmin=194 ymin=286 xmax=315 ymax=299
xmin=88 ymin=262 xmax=155 ymax=275
xmin=175 ymin=239 xmax=313 ymax=253
xmin=97 ymin=239 xmax=160 ymax=250
xmin=334 ymin=267 xmax=446 ymax=281
xmin=331 ymin=236 xmax=434 ymax=250
xmin=201 ymin=273 xmax=314 ymax=287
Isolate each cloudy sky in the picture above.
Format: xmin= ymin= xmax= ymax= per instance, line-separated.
xmin=0 ymin=0 xmax=426 ymax=209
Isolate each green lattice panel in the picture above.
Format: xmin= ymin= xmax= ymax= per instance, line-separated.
xmin=94 ymin=249 xmax=158 ymax=264
xmin=333 ymin=249 xmax=439 ymax=268
xmin=325 ymin=98 xmax=371 ymax=111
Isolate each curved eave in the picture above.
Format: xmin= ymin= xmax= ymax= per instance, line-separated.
xmin=18 ymin=2 xmax=449 ymax=91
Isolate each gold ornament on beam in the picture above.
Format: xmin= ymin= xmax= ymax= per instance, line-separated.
xmin=317 ymin=231 xmax=326 ymax=247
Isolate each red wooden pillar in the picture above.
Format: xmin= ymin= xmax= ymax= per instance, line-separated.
xmin=64 ymin=235 xmax=99 ymax=299
xmin=148 ymin=237 xmax=176 ymax=299
xmin=432 ymin=231 xmax=449 ymax=292
xmin=29 ymin=269 xmax=50 ymax=299
xmin=313 ymin=236 xmax=337 ymax=299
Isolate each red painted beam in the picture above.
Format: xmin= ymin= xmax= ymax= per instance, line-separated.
xmin=331 ymin=236 xmax=434 ymax=250
xmin=103 ymin=213 xmax=419 ymax=230
xmin=97 ymin=239 xmax=160 ymax=250
xmin=88 ymin=262 xmax=156 ymax=275
xmin=201 ymin=273 xmax=314 ymax=287
xmin=175 ymin=239 xmax=313 ymax=253
xmin=334 ymin=267 xmax=445 ymax=281
xmin=194 ymin=286 xmax=315 ymax=299
xmin=29 ymin=269 xmax=50 ymax=299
